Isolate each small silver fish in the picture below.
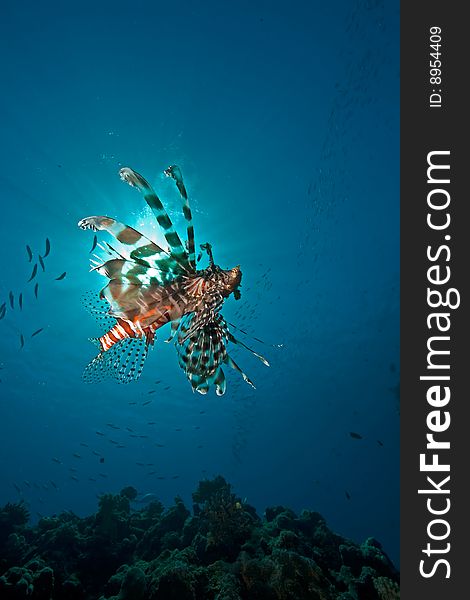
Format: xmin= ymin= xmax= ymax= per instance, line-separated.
xmin=31 ymin=328 xmax=44 ymax=338
xmin=38 ymin=255 xmax=45 ymax=272
xmin=19 ymin=293 xmax=23 ymax=311
xmin=44 ymin=238 xmax=51 ymax=257
xmin=28 ymin=264 xmax=38 ymax=282
xmin=26 ymin=245 xmax=33 ymax=262
xmin=89 ymin=234 xmax=98 ymax=253
xmin=55 ymin=271 xmax=66 ymax=280
xmin=9 ymin=292 xmax=14 ymax=309
xmin=34 ymin=283 xmax=39 ymax=299
xmin=19 ymin=334 xmax=25 ymax=349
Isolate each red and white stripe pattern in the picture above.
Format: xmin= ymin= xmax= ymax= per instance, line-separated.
xmin=99 ymin=312 xmax=173 ymax=352
xmin=99 ymin=318 xmax=138 ymax=351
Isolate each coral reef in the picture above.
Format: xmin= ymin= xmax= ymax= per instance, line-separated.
xmin=0 ymin=501 xmax=31 ymax=572
xmin=0 ymin=477 xmax=399 ymax=599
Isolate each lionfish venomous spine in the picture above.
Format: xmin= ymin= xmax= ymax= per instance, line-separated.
xmin=78 ymin=165 xmax=269 ymax=394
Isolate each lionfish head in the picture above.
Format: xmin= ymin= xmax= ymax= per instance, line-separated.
xmin=218 ymin=265 xmax=242 ymax=299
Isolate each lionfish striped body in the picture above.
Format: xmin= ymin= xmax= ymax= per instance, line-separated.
xmin=78 ymin=165 xmax=268 ymax=394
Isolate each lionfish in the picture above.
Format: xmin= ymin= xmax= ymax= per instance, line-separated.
xmin=78 ymin=165 xmax=269 ymax=395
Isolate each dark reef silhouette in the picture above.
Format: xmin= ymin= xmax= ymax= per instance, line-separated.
xmin=0 ymin=476 xmax=399 ymax=599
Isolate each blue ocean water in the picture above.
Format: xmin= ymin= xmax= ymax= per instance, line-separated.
xmin=0 ymin=0 xmax=399 ymax=567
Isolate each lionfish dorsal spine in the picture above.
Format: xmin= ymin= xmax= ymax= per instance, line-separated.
xmin=119 ymin=167 xmax=193 ymax=273
xmin=164 ymin=165 xmax=196 ymax=270
xmin=78 ymin=215 xmax=177 ymax=264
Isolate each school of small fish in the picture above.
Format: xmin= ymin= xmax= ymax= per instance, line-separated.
xmin=0 ymin=238 xmax=68 ymax=349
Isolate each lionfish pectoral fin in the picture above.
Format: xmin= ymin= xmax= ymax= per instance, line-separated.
xmin=214 ymin=368 xmax=226 ymax=396
xmin=184 ymin=371 xmax=207 ymax=395
xmin=227 ymin=332 xmax=270 ymax=366
xmin=224 ymin=355 xmax=256 ymax=389
xmin=191 ymin=367 xmax=226 ymax=395
xmin=195 ymin=379 xmax=210 ymax=395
